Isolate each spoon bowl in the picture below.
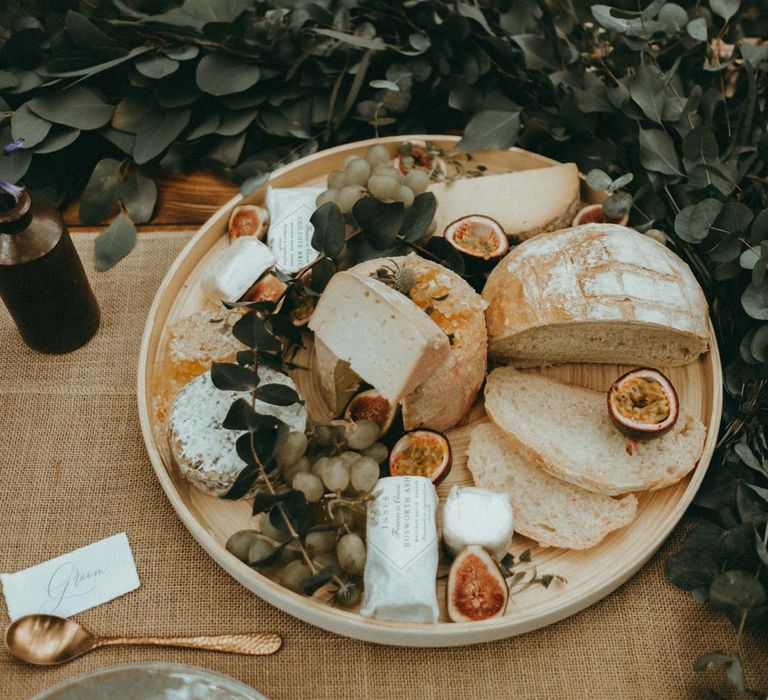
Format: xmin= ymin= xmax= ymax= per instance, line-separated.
xmin=5 ymin=614 xmax=282 ymax=665
xmin=6 ymin=615 xmax=95 ymax=665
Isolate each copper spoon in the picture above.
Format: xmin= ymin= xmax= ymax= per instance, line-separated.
xmin=5 ymin=614 xmax=282 ymax=665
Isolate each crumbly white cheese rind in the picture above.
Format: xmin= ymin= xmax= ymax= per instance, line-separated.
xmin=169 ymin=368 xmax=306 ymax=496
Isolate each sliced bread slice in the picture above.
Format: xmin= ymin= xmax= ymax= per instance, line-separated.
xmin=468 ymin=423 xmax=638 ymax=549
xmin=484 ymin=367 xmax=706 ymax=496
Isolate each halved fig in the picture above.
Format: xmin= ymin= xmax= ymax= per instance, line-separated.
xmin=572 ymin=203 xmax=629 ymax=227
xmin=607 ymin=368 xmax=679 ymax=438
xmin=447 ymin=545 xmax=509 ymax=622
xmin=388 ymin=429 xmax=451 ymax=484
xmin=242 ymin=272 xmax=287 ymax=304
xmin=444 ymin=215 xmax=509 ymax=263
xmin=344 ymin=389 xmax=396 ymax=436
xmin=228 ymin=204 xmax=269 ymax=240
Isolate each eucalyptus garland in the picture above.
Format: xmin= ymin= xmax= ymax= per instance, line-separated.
xmin=2 ymin=0 xmax=767 ymax=692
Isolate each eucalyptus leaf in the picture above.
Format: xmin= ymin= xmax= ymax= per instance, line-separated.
xmin=309 ymin=257 xmax=336 ymax=293
xmin=353 ymin=198 xmax=405 ymax=250
xmin=709 ymin=570 xmax=766 ymax=610
xmin=741 ymin=283 xmax=768 ymax=320
xmin=33 ymin=126 xmax=80 ymax=154
xmin=222 ymin=398 xmax=263 ymax=431
xmin=135 ymin=54 xmax=179 ymax=79
xmin=658 ymin=4 xmax=689 ymax=32
xmin=674 ymin=199 xmax=722 ymax=243
xmin=94 ymin=213 xmax=137 ymax=272
xmin=709 ymin=0 xmax=740 ymax=21
xmin=255 ymin=383 xmax=301 ymax=406
xmin=400 ymin=193 xmax=437 ymax=242
xmin=233 ymin=312 xmax=281 ymax=352
xmin=79 ymin=158 xmax=123 ymax=225
xmin=120 ymin=173 xmax=157 ymax=224
xmin=133 ymin=108 xmax=191 ymax=164
xmin=310 ymin=202 xmax=345 ymax=259
xmin=29 ymin=86 xmax=113 ymax=130
xmin=196 ymin=54 xmax=261 ymax=96
xmin=750 ymin=325 xmax=768 ymax=363
xmin=458 ymin=110 xmax=520 ymax=152
xmin=591 ymin=5 xmax=630 ymax=33
xmin=603 ymin=191 xmax=632 ymax=219
xmin=586 ymin=169 xmax=613 ymax=192
xmin=687 ymin=18 xmax=707 ymax=41
xmin=639 ymin=127 xmax=682 ymax=176
xmin=10 ymin=104 xmax=50 ymax=149
xmin=210 ymin=362 xmax=259 ymax=391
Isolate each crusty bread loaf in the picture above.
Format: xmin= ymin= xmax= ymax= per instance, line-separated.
xmin=429 ymin=164 xmax=580 ymax=241
xmin=468 ymin=423 xmax=638 ymax=549
xmin=317 ymin=255 xmax=487 ymax=432
xmin=482 ymin=224 xmax=709 ymax=368
xmin=484 ymin=368 xmax=706 ymax=496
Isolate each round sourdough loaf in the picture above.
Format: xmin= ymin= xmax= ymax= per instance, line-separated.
xmin=344 ymin=254 xmax=487 ymax=432
xmin=482 ymin=224 xmax=709 ymax=367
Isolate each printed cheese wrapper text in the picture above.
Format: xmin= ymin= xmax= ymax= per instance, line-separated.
xmin=360 ymin=476 xmax=439 ymax=623
xmin=266 ymin=186 xmax=324 ymax=273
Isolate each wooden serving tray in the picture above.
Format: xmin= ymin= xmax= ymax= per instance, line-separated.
xmin=137 ymin=135 xmax=722 ymax=647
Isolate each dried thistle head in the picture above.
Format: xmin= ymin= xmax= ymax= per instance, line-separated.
xmin=371 ymin=261 xmax=417 ymax=296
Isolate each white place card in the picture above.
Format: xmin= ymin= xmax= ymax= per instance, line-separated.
xmin=1 ymin=533 xmax=140 ymax=620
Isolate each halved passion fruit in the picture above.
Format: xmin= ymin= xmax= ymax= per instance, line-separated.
xmin=228 ymin=204 xmax=269 ymax=240
xmin=572 ymin=203 xmax=629 ymax=227
xmin=344 ymin=389 xmax=396 ymax=437
xmin=607 ymin=368 xmax=679 ymax=438
xmin=388 ymin=429 xmax=451 ymax=484
xmin=444 ymin=215 xmax=509 ymax=263
xmin=447 ymin=545 xmax=509 ymax=622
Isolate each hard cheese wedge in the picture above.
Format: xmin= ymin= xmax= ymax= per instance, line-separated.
xmin=309 ymin=272 xmax=450 ymax=402
xmin=429 ymin=163 xmax=580 ymax=240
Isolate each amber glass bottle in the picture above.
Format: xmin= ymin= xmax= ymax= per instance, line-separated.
xmin=0 ymin=190 xmax=100 ymax=353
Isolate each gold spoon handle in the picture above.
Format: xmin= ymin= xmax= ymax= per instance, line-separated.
xmin=93 ymin=633 xmax=282 ymax=656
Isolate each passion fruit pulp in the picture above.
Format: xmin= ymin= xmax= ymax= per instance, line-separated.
xmin=607 ymin=368 xmax=679 ymax=438
xmin=388 ymin=429 xmax=452 ymax=484
xmin=344 ymin=389 xmax=396 ymax=436
xmin=447 ymin=545 xmax=509 ymax=622
xmin=444 ymin=215 xmax=509 ymax=263
xmin=572 ymin=203 xmax=629 ymax=227
xmin=228 ymin=204 xmax=269 ymax=240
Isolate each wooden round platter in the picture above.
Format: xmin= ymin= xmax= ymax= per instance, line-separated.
xmin=137 ymin=135 xmax=722 ymax=647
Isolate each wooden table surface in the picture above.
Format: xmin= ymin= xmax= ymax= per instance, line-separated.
xmin=66 ymin=170 xmax=239 ymax=233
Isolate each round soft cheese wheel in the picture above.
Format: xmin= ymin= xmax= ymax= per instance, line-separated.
xmin=169 ymin=367 xmax=306 ymax=496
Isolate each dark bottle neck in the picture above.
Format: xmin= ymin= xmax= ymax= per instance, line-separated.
xmin=0 ymin=190 xmax=33 ymax=234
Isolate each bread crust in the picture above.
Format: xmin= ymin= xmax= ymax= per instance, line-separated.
xmin=482 ymin=224 xmax=709 ymax=366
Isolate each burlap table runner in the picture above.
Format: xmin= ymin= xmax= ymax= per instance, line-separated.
xmin=0 ymin=231 xmax=765 ymax=700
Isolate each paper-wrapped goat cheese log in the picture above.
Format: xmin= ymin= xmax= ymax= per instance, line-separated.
xmin=360 ymin=476 xmax=439 ymax=623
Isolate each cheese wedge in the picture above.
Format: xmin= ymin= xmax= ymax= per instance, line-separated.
xmin=314 ymin=336 xmax=360 ymax=415
xmin=201 ymin=236 xmax=276 ymax=304
xmin=429 ymin=163 xmax=580 ymax=240
xmin=308 ymin=271 xmax=451 ymax=401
